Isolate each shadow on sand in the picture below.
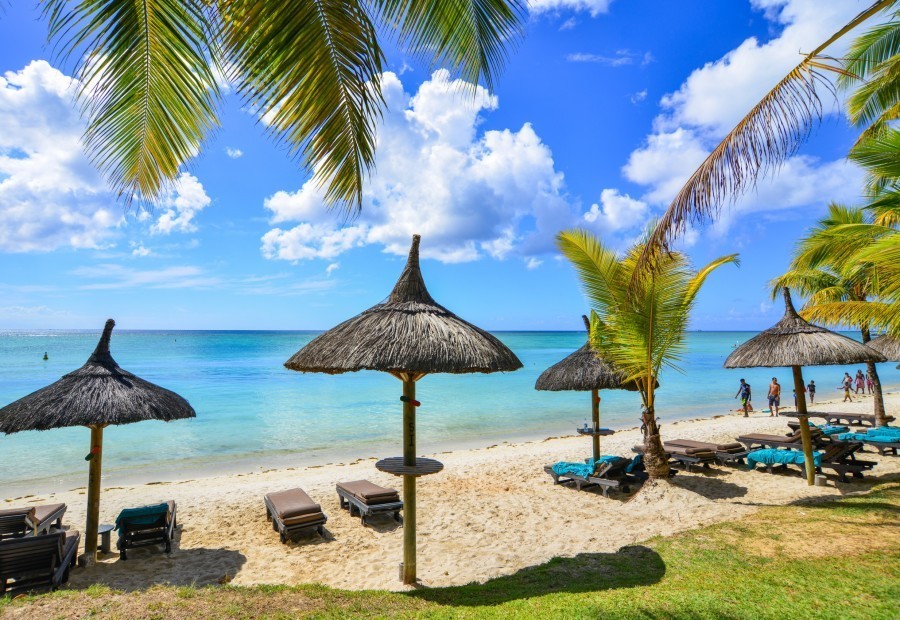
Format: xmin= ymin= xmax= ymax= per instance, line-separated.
xmin=407 ymin=545 xmax=664 ymax=606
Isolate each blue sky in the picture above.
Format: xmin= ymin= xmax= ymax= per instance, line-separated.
xmin=0 ymin=0 xmax=873 ymax=330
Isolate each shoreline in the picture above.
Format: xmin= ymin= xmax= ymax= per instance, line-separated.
xmin=3 ymin=390 xmax=898 ymax=592
xmin=4 ymin=387 xmax=897 ymax=498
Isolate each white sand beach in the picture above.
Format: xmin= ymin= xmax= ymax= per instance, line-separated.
xmin=4 ymin=390 xmax=898 ymax=592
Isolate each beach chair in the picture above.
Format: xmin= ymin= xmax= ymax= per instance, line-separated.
xmin=632 ymin=442 xmax=717 ymax=472
xmin=783 ymin=412 xmax=895 ymax=428
xmin=663 ymin=439 xmax=750 ymax=466
xmin=544 ymin=455 xmax=639 ymax=496
xmin=336 ymin=480 xmax=403 ymax=526
xmin=0 ymin=530 xmax=80 ymax=594
xmin=0 ymin=503 xmax=67 ymax=540
xmin=836 ymin=431 xmax=900 ymax=456
xmin=115 ymin=501 xmax=177 ymax=560
xmin=786 ymin=421 xmax=849 ymax=436
xmin=746 ymin=449 xmax=822 ymax=476
xmin=736 ymin=428 xmax=825 ymax=451
xmin=817 ymin=442 xmax=876 ymax=482
xmin=264 ymin=488 xmax=327 ymax=543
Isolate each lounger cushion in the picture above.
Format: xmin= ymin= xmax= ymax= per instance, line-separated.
xmin=666 ymin=439 xmax=744 ymax=453
xmin=31 ymin=503 xmax=65 ymax=527
xmin=740 ymin=433 xmax=801 ymax=443
xmin=266 ymin=488 xmax=323 ymax=523
xmin=0 ymin=507 xmax=34 ymax=520
xmin=663 ymin=444 xmax=715 ymax=457
xmin=337 ymin=480 xmax=399 ymax=505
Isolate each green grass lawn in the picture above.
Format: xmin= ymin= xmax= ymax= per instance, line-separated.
xmin=3 ymin=483 xmax=898 ymax=619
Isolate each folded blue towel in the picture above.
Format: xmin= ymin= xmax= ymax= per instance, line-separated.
xmin=747 ymin=449 xmax=823 ymax=469
xmin=819 ymin=424 xmax=850 ymax=435
xmin=625 ymin=454 xmax=643 ymax=474
xmin=115 ymin=502 xmax=169 ymax=530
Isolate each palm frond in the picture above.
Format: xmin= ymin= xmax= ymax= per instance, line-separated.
xmin=849 ymin=128 xmax=900 ymax=190
xmin=44 ymin=0 xmax=220 ymax=203
xmin=374 ymin=0 xmax=525 ymax=91
xmin=637 ymin=0 xmax=895 ymax=275
xmin=867 ymin=188 xmax=900 ymax=226
xmin=838 ymin=10 xmax=900 ymax=127
xmin=802 ymin=300 xmax=900 ymax=335
xmin=220 ymin=0 xmax=384 ymax=211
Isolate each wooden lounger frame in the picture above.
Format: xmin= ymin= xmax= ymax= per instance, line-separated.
xmin=0 ymin=531 xmax=79 ymax=594
xmin=543 ymin=462 xmax=634 ymax=497
xmin=117 ymin=503 xmax=177 ymax=560
xmin=263 ymin=495 xmax=326 ymax=543
xmin=336 ymin=487 xmax=403 ymax=526
xmin=632 ymin=446 xmax=716 ymax=472
xmin=782 ymin=412 xmax=895 ymax=428
xmin=749 ymin=442 xmax=875 ymax=483
xmin=0 ymin=504 xmax=67 ymax=540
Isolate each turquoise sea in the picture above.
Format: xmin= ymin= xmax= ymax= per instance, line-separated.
xmin=2 ymin=330 xmax=898 ymax=494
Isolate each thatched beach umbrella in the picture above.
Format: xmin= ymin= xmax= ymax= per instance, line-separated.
xmin=724 ymin=288 xmax=885 ymax=485
xmin=0 ymin=320 xmax=195 ymax=563
xmin=867 ymin=334 xmax=900 ymax=361
xmin=535 ymin=315 xmax=642 ymax=461
xmin=285 ymin=235 xmax=522 ymax=584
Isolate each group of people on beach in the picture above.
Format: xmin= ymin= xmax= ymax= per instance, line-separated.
xmin=734 ymin=369 xmax=877 ymax=414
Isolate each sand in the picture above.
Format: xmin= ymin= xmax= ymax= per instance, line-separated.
xmin=3 ymin=390 xmax=898 ymax=592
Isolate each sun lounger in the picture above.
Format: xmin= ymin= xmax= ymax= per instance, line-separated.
xmin=544 ymin=455 xmax=640 ymax=496
xmin=836 ymin=432 xmax=900 ymax=456
xmin=264 ymin=488 xmax=327 ymax=543
xmin=115 ymin=501 xmax=177 ymax=560
xmin=631 ymin=443 xmax=715 ymax=472
xmin=782 ymin=412 xmax=895 ymax=427
xmin=664 ymin=439 xmax=750 ymax=466
xmin=817 ymin=441 xmax=877 ymax=481
xmin=787 ymin=421 xmax=849 ymax=435
xmin=0 ymin=503 xmax=67 ymax=540
xmin=336 ymin=480 xmax=403 ymax=526
xmin=0 ymin=530 xmax=79 ymax=594
xmin=746 ymin=449 xmax=823 ymax=476
xmin=736 ymin=428 xmax=825 ymax=451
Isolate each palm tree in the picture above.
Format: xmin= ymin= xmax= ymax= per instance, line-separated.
xmin=41 ymin=0 xmax=525 ymax=207
xmin=557 ymin=229 xmax=737 ymax=480
xmin=639 ymin=0 xmax=897 ymax=267
xmin=772 ymin=203 xmax=894 ymax=426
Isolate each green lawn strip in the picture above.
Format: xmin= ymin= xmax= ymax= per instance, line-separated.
xmin=2 ymin=484 xmax=898 ymax=619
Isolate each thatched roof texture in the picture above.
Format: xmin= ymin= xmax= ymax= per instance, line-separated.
xmin=0 ymin=319 xmax=195 ymax=433
xmin=867 ymin=334 xmax=900 ymax=362
xmin=724 ymin=288 xmax=886 ymax=369
xmin=535 ymin=315 xmax=640 ymax=391
xmin=285 ymin=235 xmax=523 ymax=375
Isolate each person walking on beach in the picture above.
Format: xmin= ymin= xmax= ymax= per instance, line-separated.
xmin=767 ymin=377 xmax=781 ymax=417
xmin=807 ymin=380 xmax=816 ymax=404
xmin=841 ymin=372 xmax=853 ymax=402
xmin=855 ymin=370 xmax=865 ymax=394
xmin=735 ymin=379 xmax=751 ymax=417
xmin=866 ymin=369 xmax=875 ymax=395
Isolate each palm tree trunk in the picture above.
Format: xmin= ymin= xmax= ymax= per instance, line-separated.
xmin=641 ymin=407 xmax=670 ymax=479
xmin=860 ymin=326 xmax=887 ymax=427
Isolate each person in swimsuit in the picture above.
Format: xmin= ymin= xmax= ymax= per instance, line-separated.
xmin=842 ymin=372 xmax=853 ymax=402
xmin=767 ymin=377 xmax=781 ymax=417
xmin=735 ymin=379 xmax=751 ymax=417
xmin=807 ymin=380 xmax=816 ymax=404
xmin=855 ymin=370 xmax=865 ymax=394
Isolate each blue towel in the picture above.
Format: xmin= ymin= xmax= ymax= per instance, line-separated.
xmin=625 ymin=454 xmax=643 ymax=474
xmin=747 ymin=449 xmax=823 ymax=470
xmin=837 ymin=432 xmax=897 ymax=443
xmin=867 ymin=426 xmax=900 ymax=437
xmin=114 ymin=502 xmax=169 ymax=531
xmin=551 ymin=455 xmax=619 ymax=478
xmin=819 ymin=424 xmax=850 ymax=435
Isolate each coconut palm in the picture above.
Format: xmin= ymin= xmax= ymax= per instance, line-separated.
xmin=41 ymin=0 xmax=524 ymax=207
xmin=639 ymin=0 xmax=897 ymax=266
xmin=772 ymin=203 xmax=894 ymax=426
xmin=557 ymin=229 xmax=738 ymax=480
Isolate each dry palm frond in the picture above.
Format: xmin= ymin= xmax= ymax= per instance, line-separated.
xmin=637 ymin=0 xmax=896 ymax=278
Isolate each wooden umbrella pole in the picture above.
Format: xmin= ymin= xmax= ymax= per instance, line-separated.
xmin=791 ymin=365 xmax=816 ymax=485
xmin=402 ymin=375 xmax=417 ymax=585
xmin=84 ymin=424 xmax=104 ymax=563
xmin=591 ymin=389 xmax=600 ymax=462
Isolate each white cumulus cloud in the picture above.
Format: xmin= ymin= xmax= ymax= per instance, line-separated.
xmin=528 ymin=0 xmax=613 ymax=17
xmin=225 ymin=147 xmax=243 ymax=159
xmin=151 ymin=172 xmax=212 ymax=235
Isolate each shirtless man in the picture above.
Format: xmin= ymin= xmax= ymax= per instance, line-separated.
xmin=767 ymin=377 xmax=781 ymax=417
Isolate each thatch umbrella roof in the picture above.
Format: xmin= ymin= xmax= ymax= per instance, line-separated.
xmin=724 ymin=288 xmax=885 ymax=486
xmin=285 ymin=235 xmax=522 ymax=375
xmin=0 ymin=320 xmax=195 ymax=433
xmin=724 ymin=290 xmax=886 ymax=369
xmin=867 ymin=334 xmax=900 ymax=362
xmin=0 ymin=319 xmax=194 ymax=562
xmin=285 ymin=235 xmax=521 ymax=585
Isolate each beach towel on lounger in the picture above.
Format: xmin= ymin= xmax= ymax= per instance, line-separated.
xmin=114 ymin=503 xmax=170 ymax=530
xmin=867 ymin=427 xmax=900 ymax=437
xmin=551 ymin=455 xmax=619 ymax=478
xmin=746 ymin=449 xmax=823 ymax=470
xmin=625 ymin=454 xmax=643 ymax=473
xmin=837 ymin=432 xmax=897 ymax=443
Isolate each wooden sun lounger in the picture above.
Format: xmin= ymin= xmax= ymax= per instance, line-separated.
xmin=336 ymin=480 xmax=403 ymax=526
xmin=782 ymin=412 xmax=895 ymax=428
xmin=632 ymin=444 xmax=715 ymax=472
xmin=264 ymin=488 xmax=327 ymax=543
xmin=737 ymin=429 xmax=825 ymax=452
xmin=116 ymin=501 xmax=177 ymax=560
xmin=544 ymin=457 xmax=636 ymax=496
xmin=0 ymin=503 xmax=67 ymax=540
xmin=0 ymin=530 xmax=80 ymax=594
xmin=817 ymin=442 xmax=877 ymax=482
xmin=664 ymin=439 xmax=751 ymax=466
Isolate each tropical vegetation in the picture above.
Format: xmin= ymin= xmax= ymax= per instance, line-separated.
xmin=556 ymin=229 xmax=737 ymax=480
xmin=39 ymin=0 xmax=525 ymax=207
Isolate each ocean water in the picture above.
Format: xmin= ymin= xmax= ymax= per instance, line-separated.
xmin=1 ymin=330 xmax=897 ymax=494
